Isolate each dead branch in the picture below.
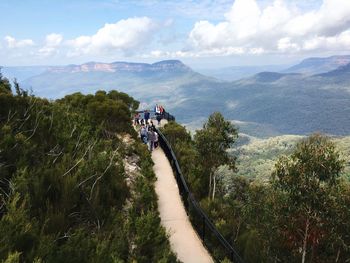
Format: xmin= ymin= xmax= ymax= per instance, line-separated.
xmin=62 ymin=141 xmax=96 ymax=177
xmin=70 ymin=125 xmax=77 ymax=138
xmin=17 ymin=114 xmax=31 ymax=131
xmin=76 ymin=173 xmax=97 ymax=188
xmin=6 ymin=109 xmax=17 ymax=125
xmin=24 ymin=97 xmax=37 ymax=117
xmin=24 ymin=110 xmax=43 ymax=142
xmin=89 ymin=149 xmax=119 ymax=200
xmin=49 ymin=111 xmax=54 ymax=131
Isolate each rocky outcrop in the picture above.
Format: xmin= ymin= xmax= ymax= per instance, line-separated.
xmin=47 ymin=60 xmax=191 ymax=74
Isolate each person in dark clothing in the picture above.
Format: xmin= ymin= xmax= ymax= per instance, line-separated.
xmin=144 ymin=110 xmax=150 ymax=124
xmin=156 ymin=114 xmax=162 ymax=126
xmin=134 ymin=112 xmax=140 ymax=125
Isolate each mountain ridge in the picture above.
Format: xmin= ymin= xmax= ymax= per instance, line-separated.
xmin=316 ymin=62 xmax=350 ymax=77
xmin=46 ymin=60 xmax=191 ymax=74
xmin=3 ymin=56 xmax=350 ymax=137
xmin=283 ymin=55 xmax=350 ymax=75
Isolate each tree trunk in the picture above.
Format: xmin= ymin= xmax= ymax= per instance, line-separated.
xmin=235 ymin=219 xmax=241 ymax=242
xmin=208 ymin=173 xmax=212 ymax=199
xmin=335 ymin=247 xmax=340 ymax=262
xmin=302 ymin=217 xmax=310 ymax=263
xmin=212 ymin=173 xmax=216 ymax=200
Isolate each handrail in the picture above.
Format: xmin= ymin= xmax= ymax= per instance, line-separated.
xmin=155 ymin=125 xmax=244 ymax=263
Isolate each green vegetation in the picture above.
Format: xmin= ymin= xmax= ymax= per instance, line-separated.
xmin=233 ymin=134 xmax=350 ymax=180
xmin=233 ymin=135 xmax=304 ymax=180
xmin=0 ymin=74 xmax=177 ymax=262
xmin=194 ymin=112 xmax=238 ymax=200
xmin=162 ymin=116 xmax=350 ymax=262
xmin=161 ymin=112 xmax=238 ymax=200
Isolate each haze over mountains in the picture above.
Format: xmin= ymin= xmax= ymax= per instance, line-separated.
xmin=283 ymin=55 xmax=350 ymax=75
xmin=196 ymin=64 xmax=288 ymax=81
xmin=2 ymin=55 xmax=350 ymax=137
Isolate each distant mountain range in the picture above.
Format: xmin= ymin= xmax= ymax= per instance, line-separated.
xmin=196 ymin=64 xmax=288 ymax=81
xmin=1 ymin=66 xmax=49 ymax=82
xmin=46 ymin=60 xmax=191 ymax=74
xmin=283 ymin=55 xmax=350 ymax=75
xmin=14 ymin=60 xmax=211 ymax=100
xmin=2 ymin=55 xmax=350 ymax=137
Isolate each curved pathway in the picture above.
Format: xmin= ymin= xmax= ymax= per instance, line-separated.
xmin=152 ymin=147 xmax=214 ymax=263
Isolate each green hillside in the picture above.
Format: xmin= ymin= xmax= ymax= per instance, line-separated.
xmin=0 ymin=75 xmax=178 ymax=262
xmin=234 ymin=135 xmax=350 ymax=180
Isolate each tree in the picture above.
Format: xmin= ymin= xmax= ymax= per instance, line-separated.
xmin=160 ymin=121 xmax=191 ymax=147
xmin=194 ymin=112 xmax=238 ymax=199
xmin=161 ymin=121 xmax=208 ymax=198
xmin=0 ymin=70 xmax=12 ymax=94
xmin=272 ymin=134 xmax=345 ymax=263
xmin=0 ymin=81 xmax=176 ymax=262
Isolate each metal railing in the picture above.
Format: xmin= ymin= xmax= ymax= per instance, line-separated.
xmin=155 ymin=125 xmax=244 ymax=263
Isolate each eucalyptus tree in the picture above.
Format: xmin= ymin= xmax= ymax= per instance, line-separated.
xmin=272 ymin=134 xmax=345 ymax=262
xmin=194 ymin=112 xmax=238 ymax=199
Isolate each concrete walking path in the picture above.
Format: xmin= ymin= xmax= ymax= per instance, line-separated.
xmin=152 ymin=147 xmax=214 ymax=263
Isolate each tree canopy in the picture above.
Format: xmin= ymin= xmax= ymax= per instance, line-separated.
xmin=194 ymin=112 xmax=238 ymax=199
xmin=0 ymin=75 xmax=177 ymax=262
xmin=161 ymin=118 xmax=350 ymax=262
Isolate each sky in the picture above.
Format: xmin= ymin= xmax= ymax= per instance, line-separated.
xmin=1 ymin=0 xmax=350 ymax=68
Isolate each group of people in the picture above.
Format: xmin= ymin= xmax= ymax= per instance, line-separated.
xmin=139 ymin=121 xmax=159 ymax=151
xmin=133 ymin=104 xmax=167 ymax=152
xmin=154 ymin=104 xmax=165 ymax=115
xmin=133 ymin=110 xmax=149 ymax=126
xmin=133 ymin=104 xmax=166 ymax=126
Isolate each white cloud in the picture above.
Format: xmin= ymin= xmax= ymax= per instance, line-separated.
xmin=188 ymin=0 xmax=350 ymax=56
xmin=145 ymin=46 xmax=246 ymax=59
xmin=67 ymin=17 xmax=157 ymax=56
xmin=45 ymin=33 xmax=63 ymax=47
xmin=38 ymin=33 xmax=63 ymax=57
xmin=4 ymin=36 xmax=34 ymax=48
xmin=277 ymin=37 xmax=300 ymax=52
xmin=303 ymin=30 xmax=350 ymax=51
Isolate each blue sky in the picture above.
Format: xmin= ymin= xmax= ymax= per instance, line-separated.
xmin=1 ymin=0 xmax=350 ymax=68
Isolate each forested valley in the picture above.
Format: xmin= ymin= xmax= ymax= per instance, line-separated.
xmin=161 ymin=115 xmax=350 ymax=262
xmin=0 ymin=74 xmax=178 ymax=262
xmin=1 ymin=69 xmax=350 ymax=263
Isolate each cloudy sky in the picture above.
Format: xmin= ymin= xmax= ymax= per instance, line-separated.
xmin=1 ymin=0 xmax=350 ymax=68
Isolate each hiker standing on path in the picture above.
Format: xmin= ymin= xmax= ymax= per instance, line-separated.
xmin=140 ymin=125 xmax=148 ymax=144
xmin=134 ymin=112 xmax=140 ymax=126
xmin=155 ymin=104 xmax=160 ymax=115
xmin=154 ymin=130 xmax=159 ymax=148
xmin=144 ymin=110 xmax=150 ymax=124
xmin=150 ymin=120 xmax=156 ymax=130
xmin=147 ymin=127 xmax=156 ymax=151
xmin=156 ymin=113 xmax=162 ymax=126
